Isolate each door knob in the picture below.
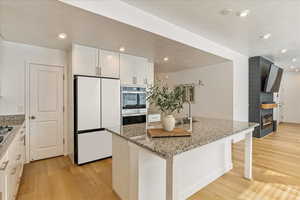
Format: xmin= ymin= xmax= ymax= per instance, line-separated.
xmin=30 ymin=116 xmax=36 ymax=120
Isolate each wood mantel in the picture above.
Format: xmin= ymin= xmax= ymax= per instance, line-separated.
xmin=261 ymin=103 xmax=278 ymax=109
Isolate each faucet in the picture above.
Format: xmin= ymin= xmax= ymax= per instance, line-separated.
xmin=187 ymin=101 xmax=192 ymax=132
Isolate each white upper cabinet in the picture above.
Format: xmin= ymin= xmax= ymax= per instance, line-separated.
xmin=120 ymin=54 xmax=136 ymax=85
xmin=120 ymin=54 xmax=152 ymax=86
xmin=72 ymin=44 xmax=99 ymax=76
xmin=99 ymin=50 xmax=120 ymax=78
xmin=147 ymin=62 xmax=154 ymax=86
xmin=72 ymin=44 xmax=153 ymax=83
xmin=135 ymin=56 xmax=148 ymax=85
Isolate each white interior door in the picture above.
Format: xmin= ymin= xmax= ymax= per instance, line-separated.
xmin=29 ymin=64 xmax=64 ymax=161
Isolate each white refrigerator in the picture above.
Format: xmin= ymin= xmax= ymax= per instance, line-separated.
xmin=74 ymin=76 xmax=120 ymax=165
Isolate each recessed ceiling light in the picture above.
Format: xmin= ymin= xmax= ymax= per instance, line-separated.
xmin=281 ymin=49 xmax=287 ymax=54
xmin=296 ymin=69 xmax=299 ymax=72
xmin=261 ymin=33 xmax=271 ymax=40
xmin=290 ymin=65 xmax=295 ymax=69
xmin=58 ymin=33 xmax=67 ymax=39
xmin=237 ymin=9 xmax=250 ymax=18
xmin=119 ymin=47 xmax=125 ymax=52
xmin=292 ymin=58 xmax=297 ymax=62
xmin=163 ymin=57 xmax=169 ymax=61
xmin=220 ymin=8 xmax=233 ymax=15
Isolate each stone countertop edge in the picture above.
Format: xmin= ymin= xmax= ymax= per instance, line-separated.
xmin=107 ymin=128 xmax=172 ymax=159
xmin=0 ymin=115 xmax=25 ymax=160
xmin=106 ymin=121 xmax=259 ymax=160
xmin=0 ymin=114 xmax=25 ymax=126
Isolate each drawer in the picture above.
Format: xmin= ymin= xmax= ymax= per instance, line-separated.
xmin=77 ymin=130 xmax=112 ymax=164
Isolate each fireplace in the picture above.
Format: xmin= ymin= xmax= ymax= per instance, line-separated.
xmin=261 ymin=114 xmax=273 ymax=129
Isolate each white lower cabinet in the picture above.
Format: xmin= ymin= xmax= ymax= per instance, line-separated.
xmin=0 ymin=152 xmax=10 ymax=200
xmin=0 ymin=124 xmax=26 ymax=200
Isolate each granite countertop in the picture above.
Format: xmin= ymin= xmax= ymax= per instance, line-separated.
xmin=107 ymin=117 xmax=258 ymax=159
xmin=0 ymin=115 xmax=25 ymax=126
xmin=0 ymin=115 xmax=25 ymax=160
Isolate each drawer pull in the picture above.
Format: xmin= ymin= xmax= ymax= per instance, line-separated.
xmin=0 ymin=160 xmax=9 ymax=171
xmin=11 ymin=167 xmax=17 ymax=175
xmin=17 ymin=154 xmax=22 ymax=161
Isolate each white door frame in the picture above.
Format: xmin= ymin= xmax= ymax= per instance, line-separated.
xmin=25 ymin=62 xmax=67 ymax=163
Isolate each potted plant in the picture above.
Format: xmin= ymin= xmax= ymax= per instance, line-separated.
xmin=147 ymin=83 xmax=185 ymax=131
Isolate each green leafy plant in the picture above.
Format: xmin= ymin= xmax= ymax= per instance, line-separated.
xmin=147 ymin=82 xmax=185 ymax=116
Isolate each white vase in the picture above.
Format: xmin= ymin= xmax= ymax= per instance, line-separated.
xmin=162 ymin=115 xmax=175 ymax=132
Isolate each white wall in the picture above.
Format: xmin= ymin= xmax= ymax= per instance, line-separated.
xmin=0 ymin=41 xmax=66 ymax=115
xmin=60 ymin=0 xmax=249 ymax=122
xmin=280 ymin=72 xmax=300 ymax=123
xmin=158 ymin=62 xmax=233 ymax=120
xmin=0 ymin=35 xmax=5 ymax=100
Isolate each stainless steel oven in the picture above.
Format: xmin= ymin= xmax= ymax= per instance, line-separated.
xmin=122 ymin=86 xmax=147 ymax=125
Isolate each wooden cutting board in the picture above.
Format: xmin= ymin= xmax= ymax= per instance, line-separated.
xmin=147 ymin=128 xmax=191 ymax=138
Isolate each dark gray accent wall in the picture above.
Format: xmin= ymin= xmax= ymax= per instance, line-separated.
xmin=249 ymin=56 xmax=274 ymax=138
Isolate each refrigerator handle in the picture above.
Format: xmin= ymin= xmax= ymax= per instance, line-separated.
xmin=74 ymin=77 xmax=78 ymax=133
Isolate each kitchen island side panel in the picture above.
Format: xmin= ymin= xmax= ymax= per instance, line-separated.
xmin=112 ymin=134 xmax=232 ymax=200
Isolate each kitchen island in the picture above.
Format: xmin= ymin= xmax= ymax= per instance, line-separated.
xmin=107 ymin=117 xmax=258 ymax=200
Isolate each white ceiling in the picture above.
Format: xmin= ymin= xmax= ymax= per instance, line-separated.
xmin=122 ymin=0 xmax=300 ymax=70
xmin=0 ymin=0 xmax=228 ymax=73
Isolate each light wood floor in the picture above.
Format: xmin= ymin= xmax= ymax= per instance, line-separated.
xmin=17 ymin=123 xmax=300 ymax=200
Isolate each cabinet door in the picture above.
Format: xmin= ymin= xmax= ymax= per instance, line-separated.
xmin=134 ymin=56 xmax=148 ymax=85
xmin=101 ymin=79 xmax=121 ymax=128
xmin=120 ymin=54 xmax=149 ymax=85
xmin=7 ymin=139 xmax=18 ymax=200
xmin=17 ymin=127 xmax=25 ymax=178
xmin=120 ymin=54 xmax=136 ymax=85
xmin=146 ymin=62 xmax=154 ymax=86
xmin=0 ymin=152 xmax=9 ymax=200
xmin=72 ymin=44 xmax=99 ymax=76
xmin=99 ymin=50 xmax=120 ymax=78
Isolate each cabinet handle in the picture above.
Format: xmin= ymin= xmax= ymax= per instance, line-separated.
xmin=11 ymin=167 xmax=17 ymax=175
xmin=0 ymin=160 xmax=9 ymax=171
xmin=17 ymin=154 xmax=22 ymax=161
xmin=20 ymin=135 xmax=25 ymax=142
xmin=133 ymin=76 xmax=137 ymax=84
xmin=95 ymin=67 xmax=102 ymax=76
